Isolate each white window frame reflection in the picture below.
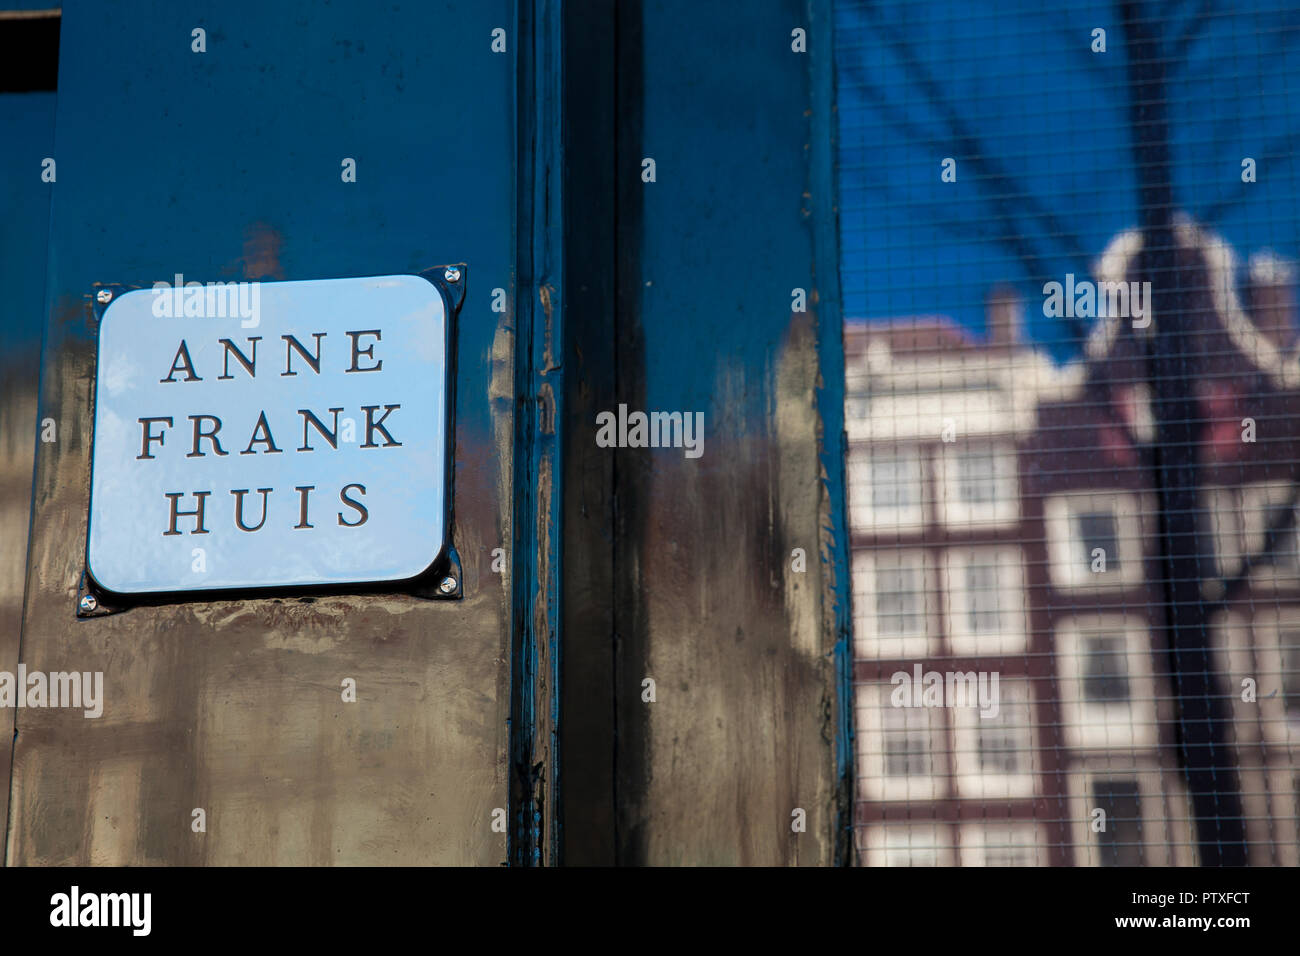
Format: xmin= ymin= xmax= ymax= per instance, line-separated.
xmin=942 ymin=546 xmax=1028 ymax=655
xmin=852 ymin=550 xmax=935 ymax=660
xmin=1045 ymin=492 xmax=1145 ymax=591
xmin=848 ymin=444 xmax=927 ymax=534
xmin=935 ymin=442 xmax=1019 ymax=528
xmin=855 ymin=682 xmax=946 ymax=803
xmin=1055 ymin=616 xmax=1159 ymax=751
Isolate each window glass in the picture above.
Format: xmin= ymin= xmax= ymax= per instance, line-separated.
xmin=1081 ymin=634 xmax=1131 ymax=704
xmin=1092 ymin=780 xmax=1145 ymax=867
xmin=837 ymin=0 xmax=1300 ymax=865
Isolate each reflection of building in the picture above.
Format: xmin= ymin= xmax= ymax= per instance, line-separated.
xmin=847 ymin=221 xmax=1300 ymax=866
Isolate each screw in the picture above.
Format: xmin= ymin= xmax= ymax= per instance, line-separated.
xmin=78 ymin=594 xmax=98 ymax=614
xmin=438 ymin=576 xmax=458 ymax=595
xmin=443 ymin=266 xmax=461 ymax=284
xmin=96 ymin=289 xmax=113 ymax=304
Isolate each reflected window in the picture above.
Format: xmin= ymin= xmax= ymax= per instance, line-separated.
xmin=977 ymin=696 xmax=1033 ymax=776
xmin=875 ymin=561 xmax=925 ymax=638
xmin=881 ymin=703 xmax=933 ymax=778
xmin=1077 ymin=511 xmax=1121 ymax=572
xmin=1093 ymin=779 xmax=1145 ymax=867
xmin=848 ymin=445 xmax=926 ymax=532
xmin=1082 ymin=634 xmax=1131 ymax=704
xmin=1281 ymin=631 xmax=1300 ymax=720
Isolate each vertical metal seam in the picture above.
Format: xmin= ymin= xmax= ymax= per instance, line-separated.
xmin=508 ymin=0 xmax=536 ymax=868
xmin=510 ymin=0 xmax=564 ymax=867
xmin=807 ymin=0 xmax=855 ymax=867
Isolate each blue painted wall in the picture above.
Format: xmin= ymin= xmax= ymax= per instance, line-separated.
xmin=9 ymin=0 xmax=521 ymax=865
xmin=0 ymin=92 xmax=54 ymax=351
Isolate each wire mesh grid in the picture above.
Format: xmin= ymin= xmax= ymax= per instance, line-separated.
xmin=835 ymin=0 xmax=1300 ymax=866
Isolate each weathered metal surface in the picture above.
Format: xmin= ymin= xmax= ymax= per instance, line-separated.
xmin=598 ymin=0 xmax=848 ymax=864
xmin=0 ymin=89 xmax=56 ymax=852
xmin=509 ymin=0 xmax=564 ymax=865
xmin=7 ymin=0 xmax=851 ymax=867
xmin=7 ymin=2 xmax=515 ymax=865
xmin=557 ymin=0 xmax=618 ymax=865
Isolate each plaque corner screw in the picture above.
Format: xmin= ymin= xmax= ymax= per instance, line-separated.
xmin=443 ymin=266 xmax=461 ymax=284
xmin=438 ymin=576 xmax=458 ymax=595
xmin=95 ymin=289 xmax=113 ymax=304
xmin=78 ymin=594 xmax=98 ymax=614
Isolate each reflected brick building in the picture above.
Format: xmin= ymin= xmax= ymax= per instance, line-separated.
xmin=847 ymin=219 xmax=1300 ymax=866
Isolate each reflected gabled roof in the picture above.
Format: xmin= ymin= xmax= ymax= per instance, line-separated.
xmin=844 ymin=315 xmax=1086 ymax=442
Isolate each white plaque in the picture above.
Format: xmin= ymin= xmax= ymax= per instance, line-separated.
xmin=86 ymin=273 xmax=451 ymax=595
